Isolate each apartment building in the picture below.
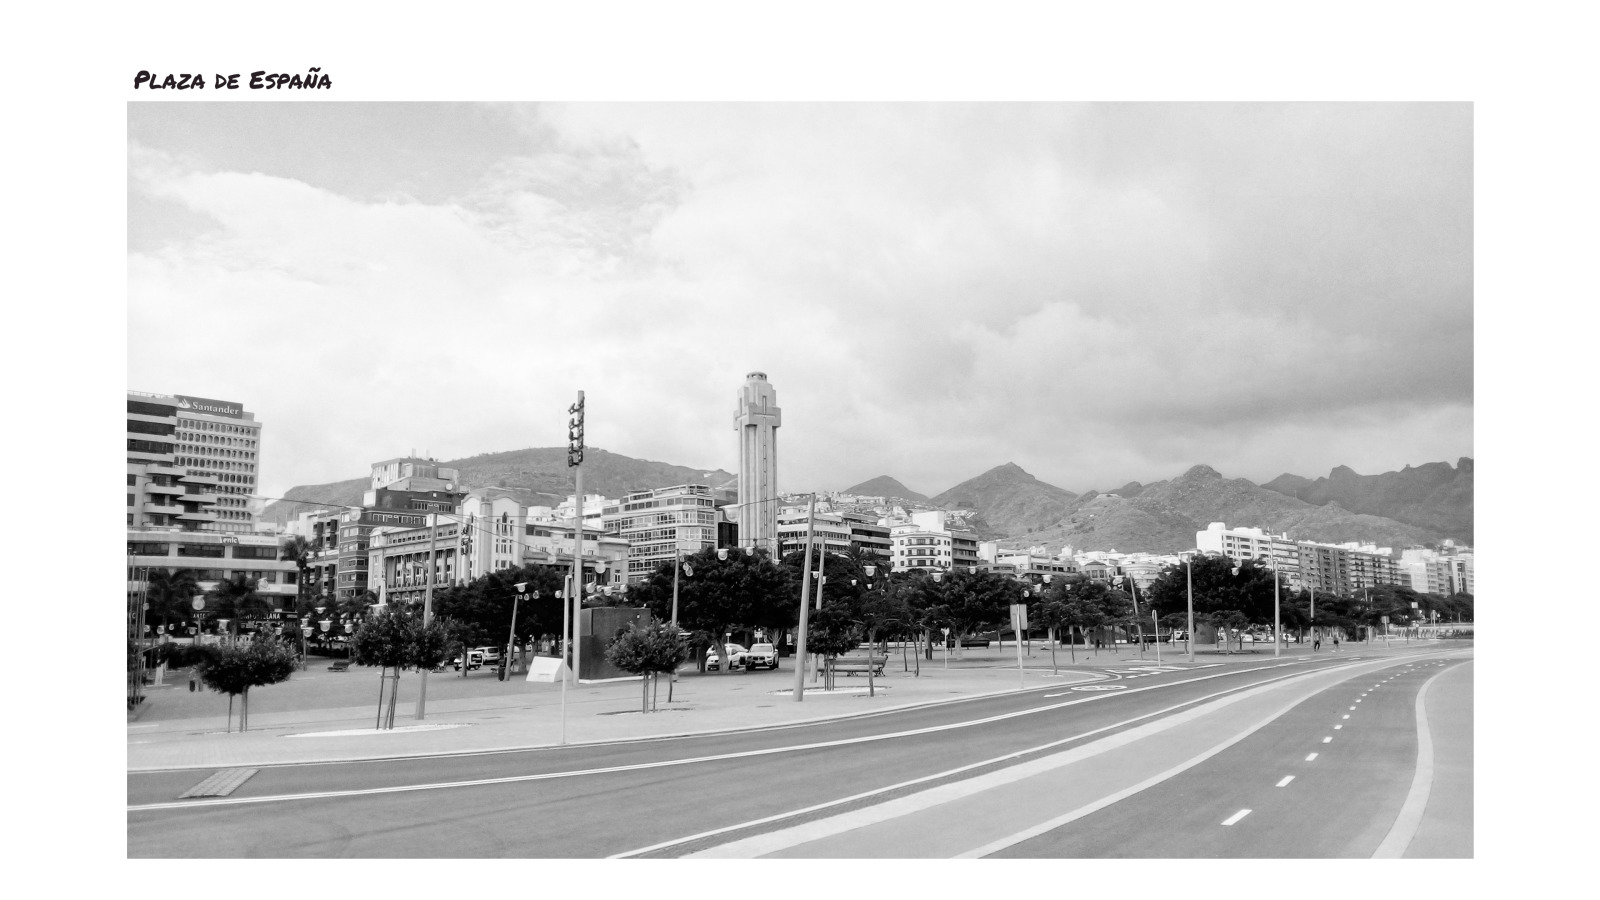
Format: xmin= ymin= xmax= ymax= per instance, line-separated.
xmin=889 ymin=511 xmax=981 ymax=574
xmin=1195 ymin=522 xmax=1304 ymax=585
xmin=604 ymin=484 xmax=721 ymax=584
xmin=127 ymin=530 xmax=299 ymax=625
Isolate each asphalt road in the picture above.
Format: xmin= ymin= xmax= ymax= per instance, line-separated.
xmin=127 ymin=647 xmax=1471 ymax=858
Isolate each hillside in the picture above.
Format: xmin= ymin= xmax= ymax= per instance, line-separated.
xmin=262 ymin=447 xmax=736 ymax=527
xmin=1262 ymin=458 xmax=1473 ymax=542
xmin=999 ymin=464 xmax=1443 ymax=554
xmin=930 ymin=463 xmax=1078 ymax=539
xmin=840 ymin=475 xmax=929 ymax=504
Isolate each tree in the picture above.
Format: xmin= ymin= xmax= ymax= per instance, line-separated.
xmin=631 ymin=548 xmax=794 ymax=673
xmin=207 ymin=573 xmax=273 ymax=638
xmin=939 ymin=570 xmax=1024 ymax=652
xmin=280 ymin=535 xmax=313 ymax=612
xmin=605 ymin=621 xmax=689 ymax=713
xmin=144 ymin=568 xmax=200 ymax=637
xmin=351 ymin=603 xmax=451 ymax=729
xmin=1143 ymin=555 xmax=1288 ymax=643
xmin=1202 ymin=609 xmax=1252 ymax=653
xmin=194 ymin=635 xmax=299 ymax=732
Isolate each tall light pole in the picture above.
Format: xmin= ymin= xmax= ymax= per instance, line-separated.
xmin=415 ymin=512 xmax=439 ymax=720
xmin=792 ymin=492 xmax=816 ymax=702
xmin=1269 ymin=546 xmax=1281 ymax=659
xmin=1185 ymin=552 xmax=1196 ymax=664
xmin=568 ymin=392 xmax=585 ymax=687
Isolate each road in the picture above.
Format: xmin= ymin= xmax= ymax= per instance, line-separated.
xmin=127 ymin=646 xmax=1471 ymax=858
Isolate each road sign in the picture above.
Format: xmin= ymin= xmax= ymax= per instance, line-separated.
xmin=1381 ymin=615 xmax=1389 ymax=624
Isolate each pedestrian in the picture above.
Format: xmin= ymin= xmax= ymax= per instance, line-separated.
xmin=1313 ymin=637 xmax=1321 ymax=651
xmin=1332 ymin=635 xmax=1340 ymax=652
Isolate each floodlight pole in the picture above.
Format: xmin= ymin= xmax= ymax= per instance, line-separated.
xmin=792 ymin=492 xmax=816 ymax=701
xmin=415 ymin=512 xmax=438 ymax=720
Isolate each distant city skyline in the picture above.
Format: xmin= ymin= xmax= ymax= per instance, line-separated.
xmin=128 ymin=103 xmax=1472 ymax=504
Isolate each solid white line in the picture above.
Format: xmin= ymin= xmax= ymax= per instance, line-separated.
xmin=1372 ymin=664 xmax=1455 ymax=858
xmin=1222 ymin=809 xmax=1252 ymax=826
xmin=1305 ymin=753 xmax=1318 ymax=761
xmin=1276 ymin=776 xmax=1294 ymax=787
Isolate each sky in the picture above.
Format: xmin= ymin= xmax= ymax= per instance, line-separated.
xmin=128 ymin=102 xmax=1472 ymax=503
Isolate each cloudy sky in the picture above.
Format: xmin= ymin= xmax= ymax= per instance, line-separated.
xmin=128 ymin=102 xmax=1472 ymax=502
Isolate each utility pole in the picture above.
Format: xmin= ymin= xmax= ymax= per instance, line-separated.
xmin=792 ymin=492 xmax=816 ymax=701
xmin=415 ymin=511 xmax=439 ymax=719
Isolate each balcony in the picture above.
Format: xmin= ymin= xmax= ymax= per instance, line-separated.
xmin=145 ymin=482 xmax=185 ymax=495
xmin=178 ymin=471 xmax=221 ymax=486
xmin=176 ymin=510 xmax=219 ymax=523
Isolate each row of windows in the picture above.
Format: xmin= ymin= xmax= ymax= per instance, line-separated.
xmin=127 ymin=419 xmax=175 ymax=436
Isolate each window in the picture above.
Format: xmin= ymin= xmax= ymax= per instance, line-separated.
xmin=127 ymin=493 xmax=135 ymax=506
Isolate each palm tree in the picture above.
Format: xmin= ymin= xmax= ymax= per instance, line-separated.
xmin=280 ymin=535 xmax=312 ymax=612
xmin=206 ymin=573 xmax=272 ymax=639
xmin=144 ymin=568 xmax=200 ymax=637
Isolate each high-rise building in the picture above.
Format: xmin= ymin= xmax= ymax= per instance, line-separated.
xmin=735 ymin=372 xmax=781 ymax=555
xmin=604 ymin=484 xmax=720 ymax=584
xmin=130 ymin=391 xmax=267 ymax=533
xmin=127 ymin=391 xmax=294 ymax=628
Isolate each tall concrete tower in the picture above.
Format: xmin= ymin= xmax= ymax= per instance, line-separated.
xmin=735 ymin=371 xmax=782 ymax=554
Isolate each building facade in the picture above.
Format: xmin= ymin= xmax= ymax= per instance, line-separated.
xmin=604 ymin=484 xmax=721 ymax=584
xmin=734 ymin=372 xmax=781 ymax=555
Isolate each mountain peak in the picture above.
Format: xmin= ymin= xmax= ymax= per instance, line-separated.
xmin=841 ymin=475 xmax=928 ymax=503
xmin=1183 ymin=464 xmax=1221 ymax=479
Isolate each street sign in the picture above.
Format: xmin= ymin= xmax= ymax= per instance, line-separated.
xmin=1381 ymin=615 xmax=1389 ymax=624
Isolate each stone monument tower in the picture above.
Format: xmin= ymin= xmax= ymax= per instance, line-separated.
xmin=735 ymin=371 xmax=782 ymax=554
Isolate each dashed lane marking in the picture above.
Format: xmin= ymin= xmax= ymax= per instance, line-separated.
xmin=1222 ymin=809 xmax=1252 ymax=826
xmin=1276 ymin=776 xmax=1295 ymax=787
xmin=1306 ymin=753 xmax=1319 ymax=762
xmin=1334 ymin=725 xmax=1343 ymax=730
xmin=1323 ymin=736 xmax=1332 ymax=743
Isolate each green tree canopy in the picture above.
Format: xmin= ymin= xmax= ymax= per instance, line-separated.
xmin=206 ymin=573 xmax=273 ymax=635
xmin=630 ymin=547 xmax=795 ymax=661
xmin=195 ymin=635 xmax=299 ymax=731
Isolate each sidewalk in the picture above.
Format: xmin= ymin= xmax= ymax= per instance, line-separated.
xmin=125 ymin=641 xmax=1423 ymax=772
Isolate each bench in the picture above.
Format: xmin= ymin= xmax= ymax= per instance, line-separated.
xmin=327 ymin=660 xmax=351 ymax=672
xmin=827 ymin=656 xmax=888 ymax=676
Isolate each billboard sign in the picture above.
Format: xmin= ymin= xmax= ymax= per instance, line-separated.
xmin=174 ymin=395 xmax=244 ymax=418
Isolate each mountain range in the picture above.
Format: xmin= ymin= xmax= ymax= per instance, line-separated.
xmin=263 ymin=445 xmax=1471 ymax=555
xmin=260 ymin=447 xmax=735 ymax=527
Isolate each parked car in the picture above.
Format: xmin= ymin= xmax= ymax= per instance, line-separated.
xmin=474 ymin=646 xmax=503 ymax=666
xmin=742 ymin=643 xmax=779 ymax=670
xmin=705 ymin=643 xmax=747 ymax=671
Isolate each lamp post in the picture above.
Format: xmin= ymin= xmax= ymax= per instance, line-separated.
xmin=792 ymin=492 xmax=816 ymax=702
xmin=1184 ymin=551 xmax=1196 ymax=663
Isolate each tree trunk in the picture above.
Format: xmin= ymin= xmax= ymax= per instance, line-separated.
xmin=641 ymin=673 xmax=649 ymax=714
xmin=1049 ymin=626 xmax=1059 ymax=674
xmin=227 ymin=694 xmax=234 ymax=733
xmin=241 ymin=689 xmax=249 ymax=732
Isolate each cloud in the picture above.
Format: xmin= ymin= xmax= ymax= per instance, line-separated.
xmin=127 ymin=103 xmax=1472 ymax=501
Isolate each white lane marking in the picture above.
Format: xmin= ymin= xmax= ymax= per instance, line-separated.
xmin=1334 ymin=725 xmax=1343 ymax=730
xmin=1276 ymin=776 xmax=1295 ymax=787
xmin=1349 ymin=706 xmax=1356 ymax=710
xmin=1322 ymin=736 xmax=1332 ymax=743
xmin=700 ymin=672 xmax=1330 ymax=861
xmin=1372 ymin=662 xmax=1460 ymax=858
xmin=1342 ymin=715 xmax=1350 ymax=719
xmin=1222 ymin=809 xmax=1252 ymax=826
xmin=1306 ymin=753 xmax=1319 ymax=761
